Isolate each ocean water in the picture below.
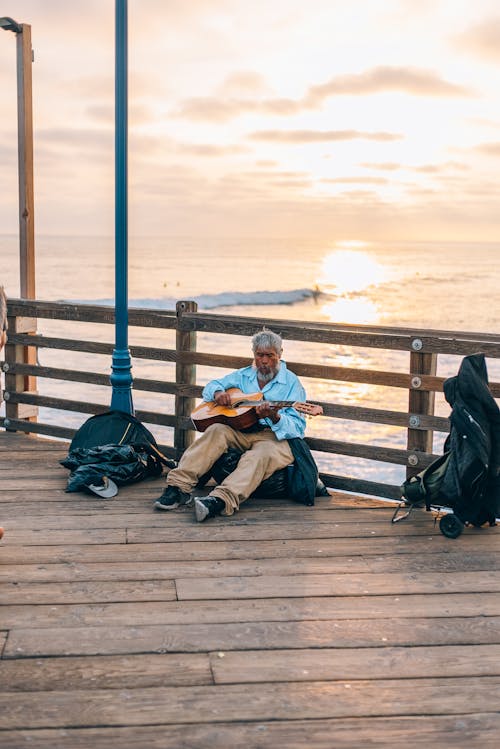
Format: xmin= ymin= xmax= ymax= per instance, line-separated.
xmin=1 ymin=234 xmax=499 ymax=486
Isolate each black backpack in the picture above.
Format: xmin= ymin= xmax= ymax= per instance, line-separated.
xmin=61 ymin=410 xmax=174 ymax=494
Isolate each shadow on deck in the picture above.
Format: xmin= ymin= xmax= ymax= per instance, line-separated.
xmin=1 ymin=430 xmax=499 ymax=748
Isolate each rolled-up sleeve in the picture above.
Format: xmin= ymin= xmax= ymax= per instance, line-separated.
xmin=202 ymin=372 xmax=242 ymax=402
xmin=268 ymin=379 xmax=307 ymax=440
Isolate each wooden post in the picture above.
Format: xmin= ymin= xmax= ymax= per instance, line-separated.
xmin=3 ymin=313 xmax=38 ymax=429
xmin=406 ymin=341 xmax=437 ymax=478
xmin=17 ymin=24 xmax=35 ymax=300
xmin=17 ymin=24 xmax=37 ymax=413
xmin=174 ymin=300 xmax=197 ymax=459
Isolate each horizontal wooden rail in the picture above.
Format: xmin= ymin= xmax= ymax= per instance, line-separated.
xmin=2 ymin=361 xmax=450 ymax=433
xmin=6 ymin=333 xmax=499 ymax=397
xmin=4 ymin=392 xmax=177 ymax=429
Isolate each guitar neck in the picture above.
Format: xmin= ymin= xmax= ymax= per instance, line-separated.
xmin=233 ymin=399 xmax=297 ymax=409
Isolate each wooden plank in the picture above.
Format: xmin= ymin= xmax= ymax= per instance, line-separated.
xmin=0 ymin=653 xmax=211 ymax=691
xmin=3 ymin=535 xmax=500 ymax=566
xmin=1 ymin=714 xmax=499 ymax=749
xmin=1 ymin=677 xmax=500 ymax=729
xmin=5 ymin=392 xmax=177 ymax=429
xmin=3 ymin=550 xmax=500 ymax=584
xmin=3 ymin=361 xmax=182 ymax=396
xmin=126 ymin=520 xmax=496 ymax=543
xmin=0 ymin=507 xmax=430 ymax=530
xmin=8 ymin=297 xmax=500 ymax=345
xmin=5 ymin=619 xmax=500 ymax=658
xmin=185 ymin=311 xmax=500 ymax=356
xmin=5 ymin=299 xmax=177 ymax=329
xmin=210 ymin=645 xmax=500 ymax=685
xmin=176 ymin=570 xmax=500 ymax=600
xmin=0 ymin=579 xmax=176 ymax=605
xmin=3 ymin=592 xmax=500 ymax=629
xmin=0 ymin=529 xmax=127 ymax=546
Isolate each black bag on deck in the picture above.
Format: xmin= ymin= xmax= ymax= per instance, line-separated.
xmin=61 ymin=410 xmax=175 ymax=495
xmin=400 ymin=353 xmax=500 ymax=537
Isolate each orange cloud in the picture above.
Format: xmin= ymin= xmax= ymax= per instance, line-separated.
xmin=248 ymin=129 xmax=402 ymax=143
xmin=175 ymin=65 xmax=474 ymax=122
xmin=306 ymin=66 xmax=474 ymax=102
xmin=453 ymin=17 xmax=500 ymax=62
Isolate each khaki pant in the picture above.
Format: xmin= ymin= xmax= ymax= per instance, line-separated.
xmin=166 ymin=423 xmax=294 ymax=515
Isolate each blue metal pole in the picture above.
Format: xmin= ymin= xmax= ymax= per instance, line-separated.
xmin=110 ymin=0 xmax=133 ymax=413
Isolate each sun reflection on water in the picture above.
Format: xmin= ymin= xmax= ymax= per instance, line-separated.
xmin=317 ymin=248 xmax=389 ymax=324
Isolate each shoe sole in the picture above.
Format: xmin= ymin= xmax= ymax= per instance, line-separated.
xmin=194 ymin=498 xmax=209 ymax=522
xmin=154 ymin=500 xmax=181 ymax=511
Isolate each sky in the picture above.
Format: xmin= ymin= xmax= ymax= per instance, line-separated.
xmin=1 ymin=0 xmax=500 ymax=241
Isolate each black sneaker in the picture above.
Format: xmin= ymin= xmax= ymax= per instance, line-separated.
xmin=154 ymin=485 xmax=191 ymax=511
xmin=194 ymin=496 xmax=225 ymax=522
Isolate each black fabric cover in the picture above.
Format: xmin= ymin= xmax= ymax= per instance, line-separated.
xmin=401 ymin=353 xmax=500 ymax=527
xmin=61 ymin=411 xmax=175 ymax=495
xmin=69 ymin=410 xmax=161 ymax=452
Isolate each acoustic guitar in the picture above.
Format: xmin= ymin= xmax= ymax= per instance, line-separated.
xmin=191 ymin=387 xmax=323 ymax=432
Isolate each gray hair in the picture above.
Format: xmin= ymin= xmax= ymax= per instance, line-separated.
xmin=252 ymin=328 xmax=282 ymax=353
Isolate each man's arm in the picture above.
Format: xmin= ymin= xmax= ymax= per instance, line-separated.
xmin=264 ymin=378 xmax=307 ymax=440
xmin=202 ymin=371 xmax=243 ymax=403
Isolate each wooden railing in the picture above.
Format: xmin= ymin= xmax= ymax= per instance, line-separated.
xmin=1 ymin=298 xmax=500 ymax=501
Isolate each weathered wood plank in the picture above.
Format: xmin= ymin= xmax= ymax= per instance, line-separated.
xmin=4 ymin=534 xmax=500 ymax=565
xmin=0 ymin=579 xmax=176 ymax=604
xmin=0 ymin=507 xmax=429 ymax=530
xmin=0 ymin=529 xmax=127 ymax=546
xmin=1 ymin=677 xmax=500 ymax=729
xmin=3 ymin=551 xmax=500 ymax=584
xmin=5 ymin=619 xmax=500 ymax=658
xmin=210 ymin=646 xmax=500 ymax=685
xmin=176 ymin=570 xmax=500 ymax=600
xmin=3 ymin=592 xmax=500 ymax=629
xmin=0 ymin=653 xmax=212 ymax=691
xmin=1 ymin=714 xmax=499 ymax=749
xmin=127 ymin=520 xmax=497 ymax=544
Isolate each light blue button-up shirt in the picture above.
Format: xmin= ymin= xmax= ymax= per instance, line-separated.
xmin=202 ymin=361 xmax=307 ymax=440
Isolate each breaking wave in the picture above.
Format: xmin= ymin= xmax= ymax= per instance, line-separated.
xmin=83 ymin=287 xmax=325 ymax=311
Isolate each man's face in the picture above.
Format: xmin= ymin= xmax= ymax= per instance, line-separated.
xmin=254 ymin=346 xmax=281 ymax=382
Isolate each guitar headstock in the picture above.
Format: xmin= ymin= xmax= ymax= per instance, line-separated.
xmin=295 ymin=403 xmax=323 ymax=417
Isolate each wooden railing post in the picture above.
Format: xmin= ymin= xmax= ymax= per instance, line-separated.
xmin=406 ymin=338 xmax=437 ymax=478
xmin=174 ymin=300 xmax=197 ymax=459
xmin=3 ymin=312 xmax=38 ymax=430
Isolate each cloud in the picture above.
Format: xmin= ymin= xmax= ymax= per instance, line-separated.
xmin=175 ymin=143 xmax=250 ymax=157
xmin=217 ymin=71 xmax=270 ymax=96
xmin=305 ymin=66 xmax=474 ymax=102
xmin=248 ymin=129 xmax=402 ymax=143
xmin=175 ymin=65 xmax=475 ymax=122
xmin=360 ymin=160 xmax=470 ymax=173
xmin=453 ymin=17 xmax=500 ymax=62
xmin=360 ymin=162 xmax=403 ymax=171
xmin=474 ymin=141 xmax=500 ymax=156
xmin=175 ymin=94 xmax=304 ymax=122
xmin=321 ymin=176 xmax=390 ymax=185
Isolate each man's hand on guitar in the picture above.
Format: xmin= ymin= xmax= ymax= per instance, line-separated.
xmin=255 ymin=402 xmax=281 ymax=423
xmin=213 ymin=390 xmax=233 ymax=407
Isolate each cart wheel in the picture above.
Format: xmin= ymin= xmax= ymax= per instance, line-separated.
xmin=439 ymin=514 xmax=464 ymax=539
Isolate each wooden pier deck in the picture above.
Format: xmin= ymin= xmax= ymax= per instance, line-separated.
xmin=1 ymin=430 xmax=499 ymax=748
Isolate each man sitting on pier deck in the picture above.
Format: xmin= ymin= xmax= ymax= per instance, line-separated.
xmin=154 ymin=328 xmax=307 ymax=522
